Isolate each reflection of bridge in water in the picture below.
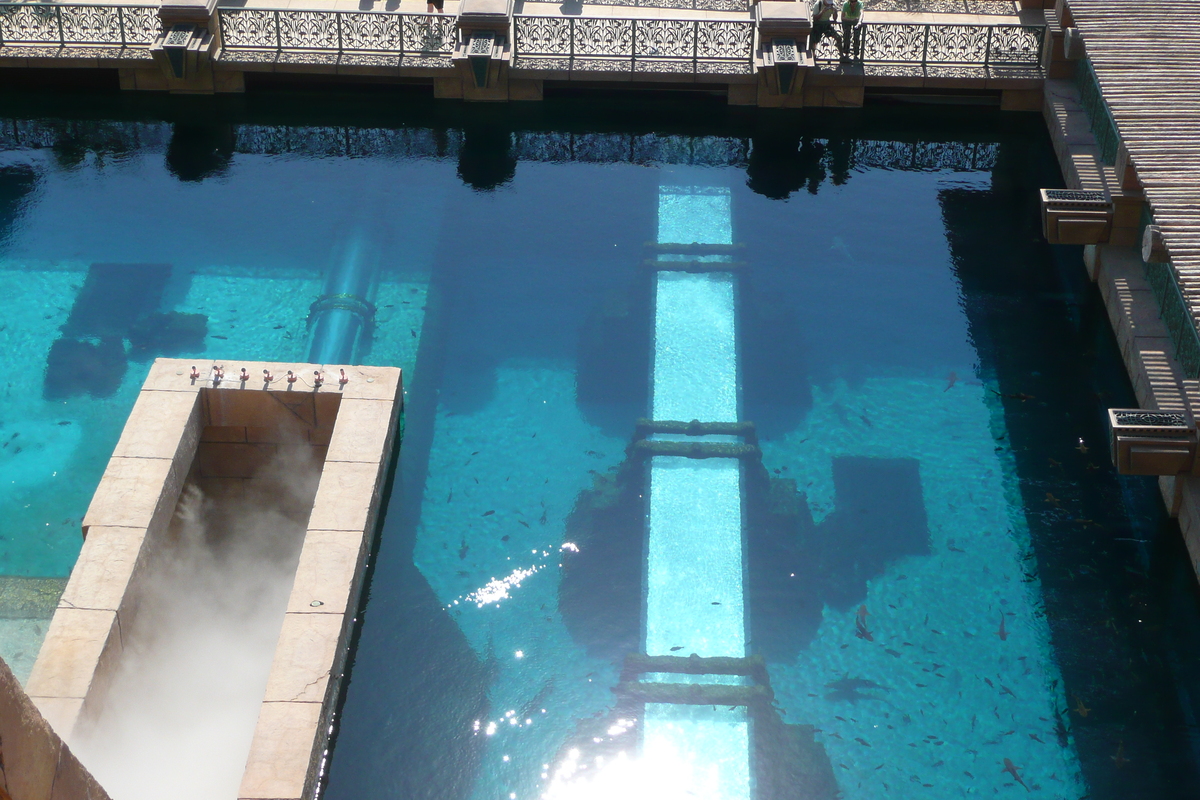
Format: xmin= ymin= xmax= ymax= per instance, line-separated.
xmin=0 ymin=117 xmax=1001 ymax=173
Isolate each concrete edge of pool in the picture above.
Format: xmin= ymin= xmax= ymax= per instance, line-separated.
xmin=1041 ymin=76 xmax=1200 ymax=572
xmin=24 ymin=357 xmax=403 ymax=800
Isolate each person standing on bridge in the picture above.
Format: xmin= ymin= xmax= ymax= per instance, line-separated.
xmin=810 ymin=0 xmax=841 ymax=56
xmin=840 ymin=0 xmax=864 ymax=62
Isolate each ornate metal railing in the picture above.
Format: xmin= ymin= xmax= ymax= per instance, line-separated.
xmin=813 ymin=22 xmax=1044 ymax=68
xmin=587 ymin=0 xmax=749 ymax=11
xmin=864 ymin=0 xmax=1016 ymax=13
xmin=217 ymin=8 xmax=456 ymax=55
xmin=1140 ymin=204 xmax=1200 ymax=380
xmin=512 ymin=16 xmax=755 ymax=74
xmin=0 ymin=3 xmax=159 ymax=47
xmin=1076 ymin=56 xmax=1119 ymax=165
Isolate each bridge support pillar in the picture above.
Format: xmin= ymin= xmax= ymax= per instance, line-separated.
xmin=751 ymin=1 xmax=812 ymax=107
xmin=449 ymin=0 xmax=516 ymax=101
xmin=114 ymin=0 xmax=233 ymax=93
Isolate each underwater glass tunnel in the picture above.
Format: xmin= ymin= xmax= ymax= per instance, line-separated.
xmin=1 ymin=89 xmax=1200 ymax=800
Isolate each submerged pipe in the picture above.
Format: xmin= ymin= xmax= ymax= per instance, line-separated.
xmin=308 ymin=228 xmax=380 ymax=365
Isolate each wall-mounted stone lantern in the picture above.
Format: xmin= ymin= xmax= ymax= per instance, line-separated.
xmin=1040 ymin=188 xmax=1114 ymax=244
xmin=1108 ymin=408 xmax=1198 ymax=475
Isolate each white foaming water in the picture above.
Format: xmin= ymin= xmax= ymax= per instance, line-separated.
xmin=71 ymin=448 xmax=319 ymax=800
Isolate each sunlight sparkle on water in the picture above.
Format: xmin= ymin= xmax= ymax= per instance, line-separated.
xmin=541 ymin=748 xmax=710 ymax=800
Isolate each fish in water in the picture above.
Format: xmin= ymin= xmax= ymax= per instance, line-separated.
xmin=447 ymin=490 xmax=453 ymax=504
xmin=519 ymin=679 xmax=556 ymax=721
xmin=948 ymin=539 xmax=965 ymax=553
xmin=998 ymin=612 xmax=1009 ymax=641
xmin=482 ymin=510 xmax=495 ymax=517
xmin=1112 ymin=740 xmax=1129 ymax=768
xmin=854 ymin=737 xmax=871 ymax=747
xmin=1073 ymin=696 xmax=1091 ymax=718
xmin=855 ymin=605 xmax=874 ymax=641
xmin=711 ymin=601 xmax=722 ymax=605
xmin=670 ymin=646 xmax=684 ymax=652
xmin=1048 ymin=457 xmax=1061 ymax=468
xmin=518 ymin=520 xmax=530 ymax=528
xmin=458 ymin=538 xmax=469 ymax=560
xmin=945 ymin=372 xmax=957 ymax=392
xmin=1045 ymin=492 xmax=1060 ymax=506
xmin=830 ymin=235 xmax=856 ymax=263
xmin=1002 ymin=758 xmax=1030 ymax=791
xmin=1076 ymin=439 xmax=1089 ymax=454
xmin=825 ymin=676 xmax=889 ymax=704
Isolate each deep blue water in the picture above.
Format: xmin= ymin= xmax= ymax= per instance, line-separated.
xmin=1 ymin=90 xmax=1198 ymax=799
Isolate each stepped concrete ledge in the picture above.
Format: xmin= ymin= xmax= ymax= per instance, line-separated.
xmin=24 ymin=357 xmax=402 ymax=800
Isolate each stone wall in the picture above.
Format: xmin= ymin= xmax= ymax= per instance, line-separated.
xmin=0 ymin=655 xmax=110 ymax=800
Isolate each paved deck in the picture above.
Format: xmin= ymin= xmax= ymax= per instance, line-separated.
xmin=1068 ymin=0 xmax=1200 ymax=328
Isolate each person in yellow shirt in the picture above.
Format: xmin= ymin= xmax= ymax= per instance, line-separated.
xmin=841 ymin=0 xmax=864 ymax=62
xmin=810 ymin=0 xmax=841 ymax=55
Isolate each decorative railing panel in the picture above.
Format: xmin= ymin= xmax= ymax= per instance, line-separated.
xmin=588 ymin=0 xmax=749 ymax=11
xmin=218 ymin=8 xmax=455 ymax=54
xmin=865 ymin=0 xmax=1016 ymax=13
xmin=1076 ymin=56 xmax=1119 ymax=165
xmin=813 ymin=22 xmax=1043 ymax=68
xmin=0 ymin=3 xmax=158 ymax=47
xmin=513 ymin=16 xmax=754 ymax=71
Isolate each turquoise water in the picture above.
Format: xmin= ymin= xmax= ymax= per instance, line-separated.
xmin=1 ymin=94 xmax=1198 ymax=799
xmin=641 ymin=187 xmax=747 ymax=800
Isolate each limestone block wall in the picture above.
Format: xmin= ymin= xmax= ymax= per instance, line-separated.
xmin=0 ymin=655 xmax=110 ymax=800
xmin=24 ymin=358 xmax=402 ymax=800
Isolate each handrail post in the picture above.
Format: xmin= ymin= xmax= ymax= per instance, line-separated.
xmin=336 ymin=10 xmax=342 ymax=55
xmin=55 ymin=6 xmax=64 ymax=47
xmin=118 ymin=6 xmax=126 ymax=47
xmin=984 ymin=24 xmax=992 ymax=68
xmin=274 ymin=9 xmax=281 ymax=50
xmin=570 ymin=16 xmax=574 ymax=60
xmin=691 ymin=19 xmax=697 ymax=72
xmin=920 ymin=23 xmax=928 ymax=67
xmin=632 ymin=17 xmax=637 ymax=67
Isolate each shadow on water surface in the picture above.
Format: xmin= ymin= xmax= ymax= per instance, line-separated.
xmin=560 ymin=451 xmax=928 ymax=664
xmin=942 ymin=147 xmax=1200 ymax=798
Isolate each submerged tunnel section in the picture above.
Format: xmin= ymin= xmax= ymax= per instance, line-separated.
xmin=556 ymin=185 xmax=837 ymax=800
